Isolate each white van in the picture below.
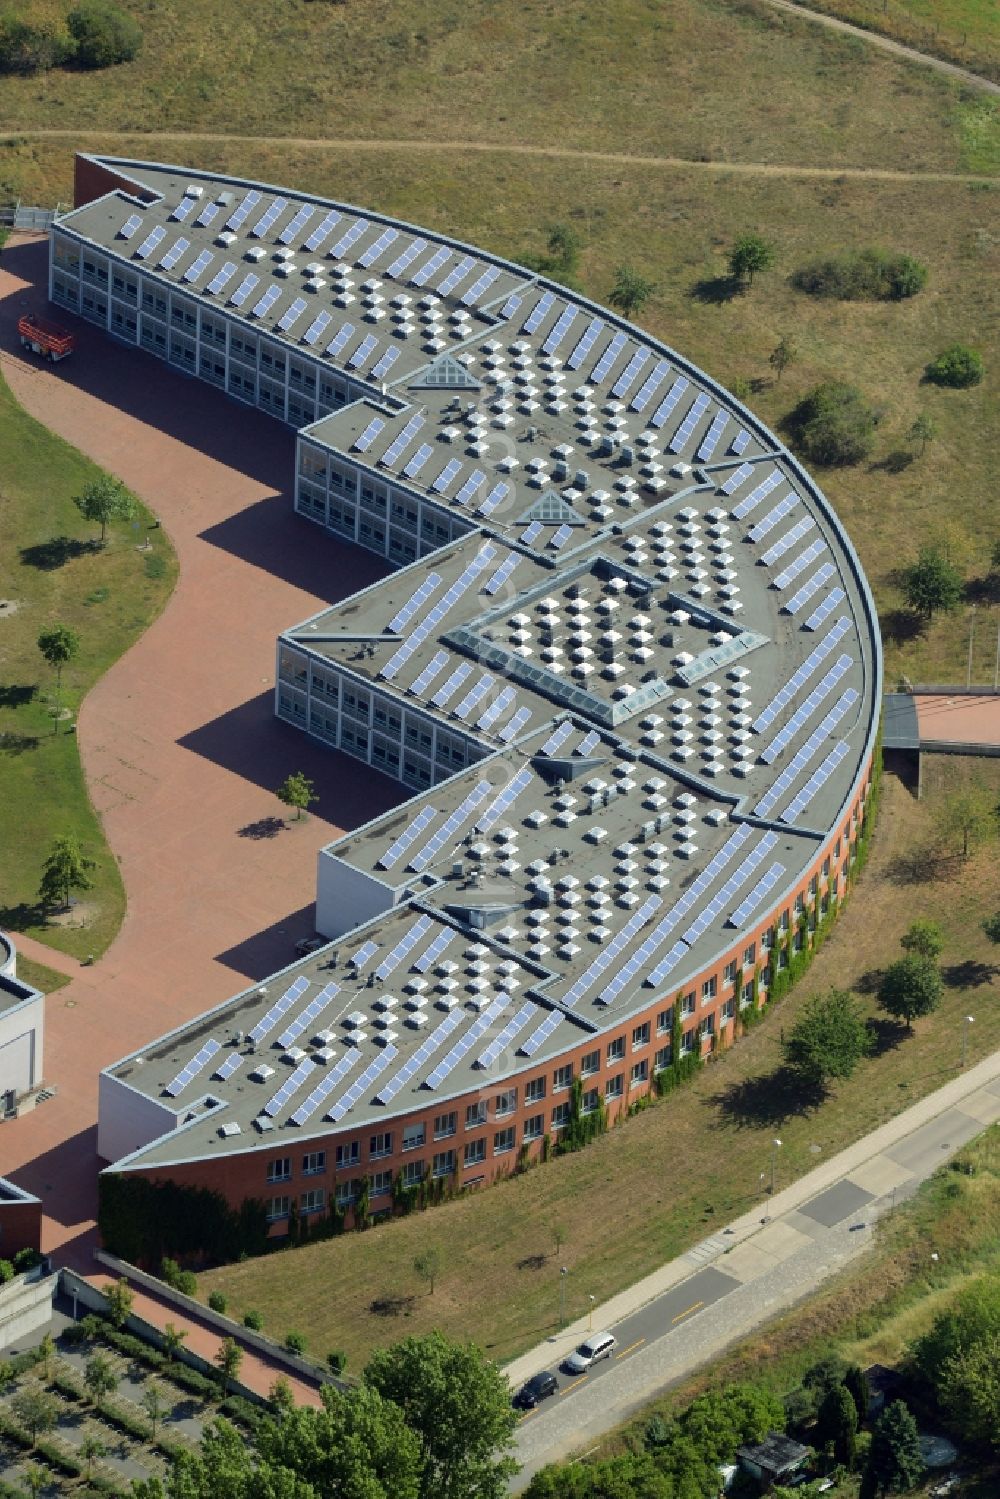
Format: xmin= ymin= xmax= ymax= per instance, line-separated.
xmin=563 ymin=1331 xmax=616 ymax=1373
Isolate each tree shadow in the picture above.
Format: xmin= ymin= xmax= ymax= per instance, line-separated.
xmin=369 ymin=1293 xmax=415 ymax=1318
xmin=0 ymin=684 xmax=37 ymax=708
xmin=942 ymin=958 xmax=997 ymax=989
xmin=516 ymin=1253 xmax=549 ymax=1272
xmin=690 ymin=275 xmax=741 ymax=304
xmin=710 ymin=1064 xmax=825 ymax=1128
xmin=19 ymin=535 xmax=99 ymax=571
xmin=0 ymin=898 xmax=45 ymax=930
xmin=0 ymin=730 xmax=40 ymax=754
xmin=880 ymin=609 xmax=924 ymax=647
xmin=868 ymin=449 xmax=914 ymax=474
xmin=964 ymin=573 xmax=1000 ymax=607
xmin=865 ymin=1016 xmax=908 ymax=1057
xmin=854 ymin=967 xmax=883 ymax=996
xmin=236 ymin=817 xmax=285 ymax=840
xmin=886 ymin=846 xmax=962 ymax=886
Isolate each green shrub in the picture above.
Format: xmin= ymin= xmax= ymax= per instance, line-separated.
xmin=793 ymin=248 xmax=928 ymax=300
xmin=326 ymin=1350 xmax=347 ymax=1375
xmin=220 ymin=1394 xmax=264 ymax=1428
xmin=284 ymin=1330 xmax=307 ymax=1355
xmin=208 ymin=1290 xmax=227 ymax=1314
xmin=177 ymin=1270 xmax=197 ymax=1296
xmin=924 ymin=343 xmax=984 ymax=388
xmin=36 ymin=1436 xmax=82 ymax=1475
xmin=0 ymin=1259 xmax=14 ymax=1284
xmin=162 ymin=1361 xmax=216 ymax=1399
xmin=12 ymin=1247 xmax=42 ymax=1272
xmin=101 ymin=1398 xmax=152 ymax=1442
xmin=787 ymin=381 xmax=876 ymax=466
xmin=0 ymin=13 xmax=71 ymax=73
xmin=66 ymin=1 xmax=142 ymax=67
xmin=243 ymin=1309 xmax=263 ymax=1331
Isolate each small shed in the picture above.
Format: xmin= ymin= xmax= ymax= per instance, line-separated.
xmin=736 ymin=1432 xmax=811 ymax=1488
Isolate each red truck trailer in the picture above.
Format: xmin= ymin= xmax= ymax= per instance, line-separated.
xmin=17 ymin=312 xmax=76 ymax=362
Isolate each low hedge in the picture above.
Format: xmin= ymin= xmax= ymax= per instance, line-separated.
xmin=220 ymin=1394 xmax=264 ymax=1429
xmin=35 ymin=1436 xmax=82 ymax=1476
xmin=52 ymin=1369 xmax=85 ymax=1400
xmin=101 ymin=1399 xmax=153 ymax=1442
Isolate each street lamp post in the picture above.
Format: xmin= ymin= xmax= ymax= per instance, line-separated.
xmin=763 ymin=1137 xmax=782 ymax=1221
xmin=962 ymin=1015 xmax=975 ymax=1069
xmin=559 ymin=1266 xmax=568 ymax=1329
xmin=588 ymin=1294 xmax=596 ymax=1332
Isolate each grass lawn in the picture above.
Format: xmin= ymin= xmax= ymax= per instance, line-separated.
xmin=200 ymin=760 xmax=1000 ymax=1370
xmin=11 ymin=953 xmax=71 ymax=995
xmin=0 ymin=369 xmax=177 ymax=959
xmin=784 ymin=0 xmax=1000 ymax=86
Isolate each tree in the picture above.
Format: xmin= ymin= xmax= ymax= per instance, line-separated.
xmin=865 ymin=1400 xmax=924 ymax=1494
xmin=524 ymin=223 xmax=583 ymax=282
xmin=788 ymin=382 xmax=876 ymax=466
xmin=269 ymin=1374 xmax=296 ymax=1414
xmin=142 ymin=1379 xmax=167 ymax=1437
xmin=37 ymin=622 xmax=80 ymax=727
xmin=899 ymin=919 xmax=944 ymax=960
xmin=214 ymin=1336 xmax=243 ymax=1397
xmin=74 ymin=474 xmax=136 ymax=544
xmin=80 ymin=1433 xmax=106 ymax=1481
xmin=844 ymin=1364 xmax=871 ymax=1425
xmin=414 ymin=1246 xmax=441 ymax=1295
xmin=37 ymin=1332 xmax=55 ymax=1384
xmin=769 ymin=335 xmax=797 ymax=382
xmin=901 ymin=547 xmax=964 ymax=619
xmin=21 ymin=1465 xmax=46 ymax=1499
xmin=934 ymin=782 xmax=998 ymax=858
xmin=912 ymin=1274 xmax=1000 ymax=1395
xmin=551 ymin=1222 xmax=566 ymax=1258
xmin=608 ymin=265 xmax=657 ymax=320
xmin=257 ymin=1384 xmax=423 ymax=1499
xmin=982 ymin=912 xmax=1000 ymax=944
xmin=277 ymin=770 xmax=318 ymax=822
xmin=37 ymin=833 xmax=94 ymax=912
xmin=907 ymin=413 xmax=936 ymax=457
xmin=364 ymin=1331 xmax=518 ymax=1499
xmin=878 ymin=955 xmax=943 ymax=1030
xmin=925 ymin=343 xmax=984 ymax=388
xmin=937 ymin=1332 xmax=1000 ymax=1448
xmin=729 ymin=232 xmax=776 ymax=288
xmin=783 ymin=989 xmax=870 ymax=1090
xmin=161 ymin=1321 xmax=187 ymax=1363
xmin=816 ymin=1382 xmax=858 ymax=1468
xmin=84 ymin=1350 xmax=117 ymax=1409
xmin=104 ymin=1275 xmax=134 ymax=1328
xmin=67 ymin=2 xmax=142 ymax=67
xmin=11 ymin=1387 xmax=59 ymax=1444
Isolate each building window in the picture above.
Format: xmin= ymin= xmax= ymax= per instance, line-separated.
xmin=632 ymin=1022 xmax=650 ymax=1051
xmin=266 ymin=1195 xmax=290 ymax=1222
xmin=494 ymin=1127 xmax=516 ymax=1155
xmin=335 ymin=1181 xmax=357 ymax=1208
xmin=402 ymin=1123 xmax=425 ymax=1152
xmin=553 ymin=1064 xmax=573 ymax=1092
xmin=369 ymin=1132 xmax=393 ymax=1159
xmin=370 ymin=1170 xmax=392 ymax=1198
xmin=582 ymin=1087 xmax=599 ymax=1115
xmin=432 ymin=1150 xmax=456 ymax=1177
xmin=630 ymin=1060 xmax=649 ymax=1088
xmin=302 ymin=1151 xmax=326 ymax=1176
xmin=523 ymin=1114 xmax=544 ymax=1141
xmin=466 ymin=1100 xmax=487 ymax=1129
xmin=654 ymin=1045 xmax=670 ymax=1071
xmin=681 ymin=992 xmax=695 ymax=1018
xmin=551 ymin=1101 xmax=571 ymax=1130
xmin=300 ymin=1188 xmax=326 ymax=1215
xmin=607 ymin=1036 xmax=625 ymax=1063
xmin=605 ymin=1074 xmax=623 ymax=1102
xmin=433 ymin=1112 xmax=457 ymax=1140
xmin=723 ymin=961 xmax=737 ymax=987
xmin=524 ymin=1076 xmax=546 ymax=1104
xmin=401 ymin=1160 xmax=424 ymax=1188
xmin=701 ymin=977 xmax=717 ymax=1003
xmin=656 ymin=1008 xmax=672 ymax=1035
xmin=464 ymin=1139 xmax=486 ymax=1168
xmin=335 ymin=1142 xmax=360 ymax=1170
xmin=743 ymin=942 xmax=756 ymax=967
xmin=580 ymin=1049 xmax=600 ymax=1077
xmin=266 ymin=1158 xmax=291 ymax=1184
xmin=495 ymin=1088 xmax=517 ymax=1119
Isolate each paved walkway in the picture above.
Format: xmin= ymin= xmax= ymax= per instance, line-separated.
xmin=509 ymin=1047 xmax=1000 ymax=1488
xmin=0 ymin=234 xmax=403 ymax=1265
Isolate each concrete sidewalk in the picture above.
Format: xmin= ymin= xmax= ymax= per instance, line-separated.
xmin=505 ymin=1045 xmax=1000 ymax=1387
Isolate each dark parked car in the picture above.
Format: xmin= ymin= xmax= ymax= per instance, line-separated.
xmin=514 ymin=1370 xmax=559 ymax=1409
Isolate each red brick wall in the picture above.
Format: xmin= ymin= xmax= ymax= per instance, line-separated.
xmin=74 ymin=155 xmax=157 ymax=210
xmin=0 ymin=1198 xmax=42 ymax=1258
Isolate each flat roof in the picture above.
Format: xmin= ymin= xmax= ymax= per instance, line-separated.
xmin=914 ymin=693 xmax=1000 ymax=747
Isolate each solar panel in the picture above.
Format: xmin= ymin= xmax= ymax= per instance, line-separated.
xmin=760 ymin=515 xmax=816 ymax=566
xmin=251 ymin=284 xmax=282 ymax=319
xmin=752 ymin=617 xmax=853 ymax=734
xmin=547 ymin=524 xmax=571 ymax=551
xmin=540 ymin=721 xmax=574 ymax=756
xmin=498 ymin=292 xmax=523 ymax=320
xmin=520 ymin=520 xmax=544 ymax=546
xmin=278 ymin=204 xmax=316 ymax=246
xmin=599 ymin=913 xmax=693 ymax=1005
xmin=560 ymin=896 xmax=662 ymax=1009
xmin=454 ymin=469 xmax=487 ymax=506
xmin=119 ymin=213 xmax=143 ymax=240
xmin=669 ymin=392 xmax=711 ymax=453
xmin=478 ymin=481 xmax=510 ymax=518
xmin=348 ymin=333 xmax=378 ymax=369
xmin=727 ymin=862 xmax=786 ymax=928
xmin=780 ymin=739 xmax=851 ymax=823
xmin=213 ymin=1051 xmax=245 ymax=1083
xmin=164 ymin=1038 xmax=221 ymax=1097
xmin=403 ymin=442 xmax=433 ymax=478
xmin=432 ymin=458 xmax=463 ymax=495
xmin=412 ymin=927 xmax=457 ymax=973
xmin=381 ymin=414 xmax=425 ymax=469
xmin=542 ymin=304 xmax=579 ymax=355
xmin=304 ymin=209 xmax=341 ymax=253
xmin=375 ymin=1008 xmax=465 ymax=1104
xmin=453 ymin=673 xmax=495 ymax=722
xmin=277 ymin=296 xmax=308 ymax=333
xmin=437 ymin=254 xmax=475 ymax=295
xmin=158 ymin=235 xmax=190 ymax=271
xmin=326 ymin=1044 xmax=398 ymax=1123
xmin=424 ymin=995 xmax=510 ymax=1090
xmin=431 ymin=662 xmax=473 ymax=707
xmin=353 ymin=416 xmax=386 ymax=454
xmin=476 ymin=767 xmax=534 ymax=832
xmin=325 ymin=322 xmax=355 ymax=360
xmin=483 ymin=553 xmax=518 ymax=594
xmin=522 ymin=289 xmax=556 ymax=335
xmin=630 ymin=358 xmax=670 ymax=412
xmin=371 ymin=347 xmax=400 ymax=382
xmin=206 ymin=260 xmax=238 ymax=296
xmin=611 ymin=347 xmax=650 ymax=398
xmin=251 ymin=197 xmax=288 ymax=238
xmin=374 ymin=915 xmax=435 ymax=980
xmin=134 ymin=225 xmax=166 ymax=261
xmin=804 ymin=588 xmax=846 ymax=631
xmin=575 ymin=730 xmax=601 ymax=756
xmin=641 ymin=827 xmax=753 ymax=985
xmin=408 ymin=780 xmax=493 ymax=872
xmin=519 ymin=1008 xmax=563 ymax=1057
xmin=784 ymin=563 xmax=837 ymax=616
xmin=461 ymin=266 xmax=501 ymax=306
xmin=697 ymin=410 xmax=729 ymax=461
xmin=357 ymin=226 xmax=399 ymax=268
xmin=170 ymin=196 xmax=196 ymax=224
xmin=225 ymin=189 xmax=261 ymax=232
xmin=589 ymin=330 xmax=628 ymax=384
xmin=719 ymin=461 xmax=754 ymax=496
xmin=195 ymin=201 xmax=221 ymax=229
xmin=248 ymin=975 xmax=311 ymax=1045
xmin=498 ymin=705 xmax=532 ymax=742
xmin=386 ymin=237 xmax=427 ymax=279
xmin=289 ymin=1048 xmax=360 ymax=1127
xmin=277 ymin=983 xmax=341 ymax=1050
xmin=754 ymin=689 xmax=859 ymax=818
xmin=477 ymin=687 xmax=516 ymax=732
xmin=411 ymin=246 xmax=450 ymax=286
xmin=377 ymin=806 xmax=439 ymax=871
xmin=388 ymin=572 xmax=442 ymax=632
xmin=230 ymin=273 xmax=260 ymax=308
xmin=566 ymin=317 xmax=605 ymax=370
xmin=679 ymin=832 xmax=780 ymax=947
xmin=476 ymin=1000 xmax=538 ymax=1068
xmin=748 ymin=492 xmax=798 ymax=542
xmin=650 ymin=376 xmax=690 ymax=429
xmin=408 ymin=649 xmax=449 ymax=698
xmin=760 ymin=655 xmax=854 ymax=763
xmin=303 ymin=309 xmax=333 ymax=347
xmin=329 ymin=219 xmax=370 ymax=260
xmin=773 ymin=539 xmax=828 ymax=590
xmin=348 ymin=939 xmax=379 ymax=971
xmin=731 ymin=428 xmax=751 ymax=455
xmin=732 ymin=467 xmax=782 ymax=520
xmin=183 ymin=249 xmax=214 ymax=284
xmin=379 ymin=544 xmax=497 ymax=681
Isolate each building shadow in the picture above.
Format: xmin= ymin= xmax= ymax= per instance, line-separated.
xmin=213 ymin=901 xmax=319 ymax=981
xmin=198 ymin=493 xmax=389 ymax=599
xmin=7 ymin=1126 xmax=100 ymax=1232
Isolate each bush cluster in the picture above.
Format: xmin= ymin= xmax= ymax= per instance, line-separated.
xmin=786 ymin=381 xmax=877 ymax=466
xmin=793 ymin=247 xmax=928 ymax=301
xmin=924 ymin=343 xmax=985 ymax=387
xmin=0 ymin=2 xmax=140 ymax=73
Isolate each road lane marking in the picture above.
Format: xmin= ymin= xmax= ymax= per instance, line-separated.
xmin=670 ymin=1299 xmax=704 ymax=1325
xmin=615 ymin=1337 xmax=646 ymax=1360
xmin=559 ymin=1375 xmax=589 ymax=1397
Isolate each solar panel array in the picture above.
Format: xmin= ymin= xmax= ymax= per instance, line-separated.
xmin=432 ymin=457 xmax=462 ymax=495
xmin=263 ymin=1056 xmax=316 ymax=1118
xmin=330 ymin=219 xmax=369 ymax=260
xmin=374 ymin=915 xmax=435 ymax=980
xmin=576 ymin=729 xmax=601 ymax=756
xmin=461 ymin=266 xmax=501 ymax=306
xmin=278 ymin=204 xmax=316 ymax=246
xmin=804 ymin=588 xmax=847 ymax=631
xmin=251 ymin=197 xmax=287 ymax=238
xmin=752 ymin=617 xmax=853 ymax=734
xmin=412 ymin=927 xmax=457 ymax=973
xmin=748 ymin=493 xmax=798 ymax=543
xmin=386 ymin=238 xmax=426 ymax=279
xmin=424 ymin=995 xmax=510 ymax=1089
xmin=376 ymin=1008 xmax=465 ymax=1103
xmin=206 ymin=260 xmax=238 ymax=296
xmin=499 ymin=706 xmax=532 ymax=742
xmin=454 ymin=673 xmax=495 ymax=722
xmin=540 ymin=720 xmax=574 ymax=756
xmin=542 ymin=305 xmax=579 ymax=355
xmin=733 ymin=468 xmax=782 ymax=520
xmin=379 ymin=543 xmax=497 ymax=681
xmin=784 ymin=563 xmax=837 ymax=616
xmin=727 ymin=862 xmax=786 ymax=927
xmin=773 ymin=539 xmax=828 ymax=591
xmin=230 ymin=273 xmax=259 ymax=308
xmin=720 ymin=461 xmax=753 ymax=496
xmin=170 ymin=196 xmax=196 ymax=224
xmin=119 ymin=212 xmax=143 ymax=240
xmin=377 ymin=805 xmax=439 ymax=871
xmin=643 ymin=827 xmax=753 ymax=985
xmin=669 ymin=392 xmax=711 ymax=453
xmin=403 ymin=442 xmax=433 ymax=478
xmin=455 ymin=469 xmax=487 ymax=506
xmin=357 ymin=226 xmax=399 ymax=268
xmin=135 ymin=225 xmax=166 ymax=261
xmin=520 ymin=520 xmax=543 ymax=546
xmin=431 ymin=662 xmax=472 ymax=707
xmin=498 ymin=292 xmax=523 ymax=321
xmin=408 ymin=649 xmax=449 ymax=698
xmin=348 ymin=333 xmax=378 ymax=369
xmin=731 ymin=429 xmax=752 ymax=455
xmin=277 ymin=296 xmax=308 ymax=334
xmin=325 ymin=322 xmax=355 ymax=359
xmin=780 ymin=738 xmax=851 ymax=823
xmin=566 ymin=318 xmax=604 ymax=370
xmin=164 ymin=1038 xmax=221 ymax=1097
xmin=476 ymin=767 xmax=534 ymax=832
xmin=438 ymin=254 xmax=475 ymax=296
xmin=630 ymin=359 xmax=670 ymax=412
xmin=388 ymin=573 xmax=442 ymax=633
xmin=755 ymin=689 xmax=859 ymax=817
xmin=523 ymin=290 xmax=556 ymax=335
xmin=761 ymin=668 xmax=856 ymax=765
xmin=550 ymin=523 xmax=573 ymax=550
xmin=651 ymin=376 xmax=690 ymax=430
xmin=411 ymin=246 xmax=450 ymax=286
xmin=478 ymin=687 xmax=516 ymax=732
xmin=519 ymin=1008 xmax=563 ymax=1057
xmin=225 ymin=189 xmax=261 ymax=232
xmin=303 ymin=309 xmax=333 ymax=347
xmin=348 ymin=939 xmax=379 ymax=971
xmin=371 ymin=348 xmax=400 ymax=381
xmin=408 ymin=781 xmax=493 ymax=872
xmin=290 ymin=1049 xmax=359 ymax=1127
xmin=326 ymin=1044 xmax=398 ymax=1123
xmin=249 ymin=976 xmax=310 ymax=1046
xmin=353 ymin=416 xmax=385 ymax=454
xmin=277 ymin=982 xmax=341 ymax=1050
xmin=612 ymin=347 xmax=650 ymax=398
xmin=213 ymin=1051 xmax=245 ymax=1083
xmin=679 ymin=832 xmax=780 ymax=946
xmin=597 ymin=911 xmax=689 ymax=1006
xmin=483 ymin=552 xmax=518 ymax=594
xmin=561 ymin=896 xmax=662 ymax=1009
xmin=381 ymin=413 xmax=425 ymax=469
xmin=251 ymin=284 xmax=281 ymax=320
xmin=183 ymin=248 xmax=213 ymax=284
xmin=697 ymin=410 xmax=729 ymax=461
xmin=476 ymin=1000 xmax=538 ymax=1068
xmin=304 ymin=209 xmax=341 ymax=253
xmin=590 ymin=330 xmax=628 ymax=384
xmin=760 ymin=515 xmax=816 ymax=566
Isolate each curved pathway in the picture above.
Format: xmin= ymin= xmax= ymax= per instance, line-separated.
xmin=0 ymin=234 xmax=403 ymax=1264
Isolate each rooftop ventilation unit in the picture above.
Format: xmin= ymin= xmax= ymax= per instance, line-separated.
xmin=246 ymin=246 xmax=267 ymax=262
